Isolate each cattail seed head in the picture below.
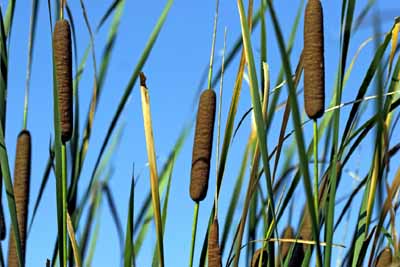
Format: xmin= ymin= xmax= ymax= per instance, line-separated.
xmin=304 ymin=0 xmax=325 ymax=119
xmin=190 ymin=89 xmax=216 ymax=202
xmin=280 ymin=226 xmax=295 ymax=259
xmin=251 ymin=248 xmax=268 ymax=267
xmin=53 ymin=19 xmax=73 ymax=143
xmin=279 ymin=226 xmax=305 ymax=267
xmin=208 ymin=218 xmax=221 ymax=267
xmin=374 ymin=248 xmax=392 ymax=267
xmin=8 ymin=130 xmax=31 ymax=267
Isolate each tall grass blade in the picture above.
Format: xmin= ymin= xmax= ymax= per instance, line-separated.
xmin=140 ymin=74 xmax=164 ymax=267
xmin=134 ymin=123 xmax=190 ymax=254
xmin=102 ymin=184 xmax=124 ymax=251
xmin=87 ymin=0 xmax=173 ymax=208
xmin=152 ymin=156 xmax=174 ymax=267
xmin=124 ymin=171 xmax=135 ymax=267
xmin=235 ymin=2 xmax=278 ymax=266
xmin=66 ymin=212 xmax=81 ymax=267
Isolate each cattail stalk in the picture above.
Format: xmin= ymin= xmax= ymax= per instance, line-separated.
xmin=304 ymin=1 xmax=324 ymax=265
xmin=189 ymin=2 xmax=219 ymax=266
xmin=8 ymin=130 xmax=31 ymax=267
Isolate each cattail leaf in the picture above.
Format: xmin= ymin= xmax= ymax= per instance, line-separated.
xmin=124 ymin=172 xmax=135 ymax=267
xmin=66 ymin=212 xmax=81 ymax=267
xmin=140 ymin=74 xmax=164 ymax=267
xmin=220 ymin=135 xmax=254 ymax=254
xmin=152 ymin=159 xmax=174 ymax=267
xmin=102 ymin=184 xmax=124 ymax=252
xmin=134 ymin=123 xmax=190 ymax=254
xmin=235 ymin=2 xmax=278 ymax=266
xmin=88 ymin=0 xmax=173 ymax=202
xmin=367 ymin=167 xmax=400 ymax=266
xmin=3 ymin=0 xmax=15 ymax=39
xmin=350 ymin=29 xmax=394 ymax=267
xmin=28 ymin=151 xmax=53 ymax=235
xmin=389 ymin=20 xmax=400 ymax=76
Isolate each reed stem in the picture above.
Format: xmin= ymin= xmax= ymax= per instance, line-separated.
xmin=61 ymin=144 xmax=68 ymax=267
xmin=313 ymin=120 xmax=319 ymax=225
xmin=189 ymin=203 xmax=199 ymax=267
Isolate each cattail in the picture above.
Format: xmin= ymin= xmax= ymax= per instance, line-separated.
xmin=280 ymin=226 xmax=295 ymax=260
xmin=374 ymin=248 xmax=392 ymax=267
xmin=303 ymin=0 xmax=325 ymax=119
xmin=251 ymin=248 xmax=268 ymax=267
xmin=8 ymin=130 xmax=31 ymax=267
xmin=190 ymin=89 xmax=216 ymax=202
xmin=288 ymin=243 xmax=305 ymax=267
xmin=53 ymin=19 xmax=73 ymax=143
xmin=299 ymin=206 xmax=313 ymax=242
xmin=279 ymin=226 xmax=305 ymax=267
xmin=208 ymin=218 xmax=221 ymax=267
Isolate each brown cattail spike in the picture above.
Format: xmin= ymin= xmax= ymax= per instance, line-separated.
xmin=251 ymin=249 xmax=268 ymax=267
xmin=279 ymin=226 xmax=305 ymax=267
xmin=208 ymin=219 xmax=221 ymax=267
xmin=53 ymin=19 xmax=73 ymax=143
xmin=374 ymin=248 xmax=392 ymax=267
xmin=304 ymin=0 xmax=325 ymax=119
xmin=280 ymin=226 xmax=295 ymax=260
xmin=190 ymin=89 xmax=216 ymax=202
xmin=8 ymin=130 xmax=31 ymax=267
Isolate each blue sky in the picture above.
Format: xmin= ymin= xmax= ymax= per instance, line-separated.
xmin=1 ymin=0 xmax=400 ymax=266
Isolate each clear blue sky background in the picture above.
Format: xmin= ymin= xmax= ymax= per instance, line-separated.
xmin=1 ymin=0 xmax=400 ymax=266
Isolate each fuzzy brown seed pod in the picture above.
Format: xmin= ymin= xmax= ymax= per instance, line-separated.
xmin=208 ymin=218 xmax=221 ymax=267
xmin=8 ymin=130 xmax=31 ymax=267
xmin=251 ymin=248 xmax=268 ymax=267
xmin=53 ymin=19 xmax=73 ymax=143
xmin=279 ymin=226 xmax=305 ymax=267
xmin=280 ymin=226 xmax=295 ymax=259
xmin=303 ymin=0 xmax=325 ymax=119
xmin=299 ymin=206 xmax=313 ymax=242
xmin=374 ymin=248 xmax=392 ymax=267
xmin=190 ymin=89 xmax=216 ymax=202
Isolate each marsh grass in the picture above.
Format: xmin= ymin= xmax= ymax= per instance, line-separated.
xmin=0 ymin=0 xmax=399 ymax=267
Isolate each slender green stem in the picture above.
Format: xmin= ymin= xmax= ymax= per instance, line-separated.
xmin=60 ymin=0 xmax=64 ymax=20
xmin=207 ymin=0 xmax=219 ymax=90
xmin=313 ymin=120 xmax=319 ymax=225
xmin=189 ymin=203 xmax=199 ymax=267
xmin=22 ymin=94 xmax=28 ymax=130
xmin=61 ymin=144 xmax=68 ymax=267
